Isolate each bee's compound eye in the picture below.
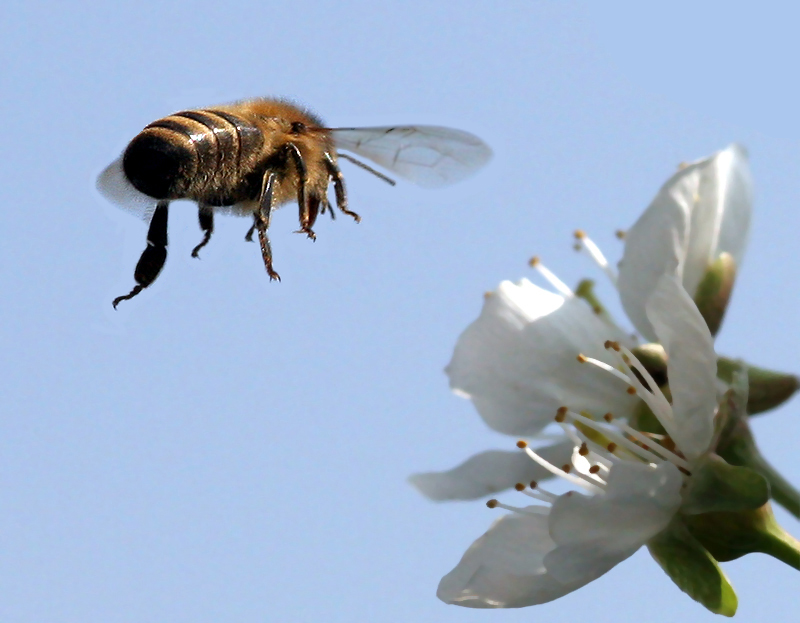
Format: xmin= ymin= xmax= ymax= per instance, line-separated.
xmin=290 ymin=121 xmax=307 ymax=134
xmin=123 ymin=132 xmax=194 ymax=200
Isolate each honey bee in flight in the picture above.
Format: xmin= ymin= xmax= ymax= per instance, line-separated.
xmin=98 ymin=98 xmax=492 ymax=307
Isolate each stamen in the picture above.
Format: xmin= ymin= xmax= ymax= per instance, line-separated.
xmin=520 ymin=487 xmax=557 ymax=503
xmin=554 ymin=421 xmax=613 ymax=469
xmin=573 ymin=230 xmax=617 ymax=285
xmin=614 ymin=346 xmax=678 ymax=436
xmin=521 ymin=445 xmax=604 ymax=493
xmin=615 ymin=230 xmax=626 ymax=240
xmin=579 ymin=355 xmax=633 ymax=386
xmin=563 ymin=409 xmax=664 ymax=466
xmin=613 ymin=416 xmax=690 ymax=470
xmin=490 ymin=500 xmax=550 ymax=515
xmin=528 ymin=256 xmax=574 ymax=297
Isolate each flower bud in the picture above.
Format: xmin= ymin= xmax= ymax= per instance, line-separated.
xmin=693 ymin=252 xmax=736 ymax=336
xmin=717 ymin=357 xmax=799 ymax=414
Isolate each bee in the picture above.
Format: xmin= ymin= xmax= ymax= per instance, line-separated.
xmin=98 ymin=98 xmax=492 ymax=307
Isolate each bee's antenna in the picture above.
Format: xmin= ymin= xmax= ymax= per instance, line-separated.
xmin=336 ymin=153 xmax=396 ymax=186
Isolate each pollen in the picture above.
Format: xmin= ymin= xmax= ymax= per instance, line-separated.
xmin=516 ymin=440 xmax=528 ymax=449
xmin=486 ymin=499 xmax=499 ymax=508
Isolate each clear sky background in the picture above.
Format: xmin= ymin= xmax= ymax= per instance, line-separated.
xmin=2 ymin=2 xmax=798 ymax=622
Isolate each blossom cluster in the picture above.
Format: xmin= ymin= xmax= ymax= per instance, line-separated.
xmin=411 ymin=146 xmax=799 ymax=615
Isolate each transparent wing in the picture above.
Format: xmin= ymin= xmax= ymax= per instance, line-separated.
xmin=330 ymin=126 xmax=492 ymax=188
xmin=97 ymin=156 xmax=157 ymax=221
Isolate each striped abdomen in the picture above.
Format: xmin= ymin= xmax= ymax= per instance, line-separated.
xmin=122 ymin=109 xmax=264 ymax=205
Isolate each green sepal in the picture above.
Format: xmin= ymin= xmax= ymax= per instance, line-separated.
xmin=685 ymin=503 xmax=800 ymax=569
xmin=647 ymin=518 xmax=738 ymax=617
xmin=717 ymin=357 xmax=799 ymax=415
xmin=681 ymin=454 xmax=769 ymax=515
xmin=693 ymin=252 xmax=736 ymax=337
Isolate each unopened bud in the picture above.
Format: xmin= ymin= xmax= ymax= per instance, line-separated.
xmin=717 ymin=357 xmax=799 ymax=415
xmin=693 ymin=252 xmax=736 ymax=336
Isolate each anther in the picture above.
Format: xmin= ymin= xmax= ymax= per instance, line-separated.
xmin=555 ymin=407 xmax=568 ymax=422
xmin=515 ymin=483 xmax=526 ymax=491
xmin=604 ymin=340 xmax=613 ymax=349
xmin=516 ymin=440 xmax=528 ymax=449
xmin=483 ymin=291 xmax=493 ymax=299
xmin=593 ymin=306 xmax=602 ymax=314
xmin=609 ymin=341 xmax=621 ymax=351
xmin=529 ymin=481 xmax=537 ymax=489
xmin=589 ymin=465 xmax=601 ymax=474
xmin=577 ymin=354 xmax=588 ymax=363
xmin=574 ymin=229 xmax=586 ymax=240
xmin=528 ymin=256 xmax=540 ymax=267
xmin=486 ymin=499 xmax=499 ymax=508
xmin=626 ymin=387 xmax=637 ymax=394
xmin=579 ymin=442 xmax=589 ymax=456
xmin=615 ymin=230 xmax=626 ymax=240
xmin=561 ymin=464 xmax=572 ymax=474
xmin=607 ymin=442 xmax=617 ymax=453
xmin=603 ymin=412 xmax=614 ymax=422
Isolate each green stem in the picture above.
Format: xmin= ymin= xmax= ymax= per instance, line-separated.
xmin=761 ymin=526 xmax=800 ymax=570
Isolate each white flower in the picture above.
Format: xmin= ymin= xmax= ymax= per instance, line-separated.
xmin=409 ymin=273 xmax=638 ymax=501
xmin=618 ymin=144 xmax=752 ymax=341
xmin=438 ymin=273 xmax=719 ymax=608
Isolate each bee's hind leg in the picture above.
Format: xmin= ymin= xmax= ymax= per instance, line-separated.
xmin=113 ymin=201 xmax=169 ymax=308
xmin=255 ymin=170 xmax=281 ymax=282
xmin=191 ymin=205 xmax=214 ymax=258
xmin=324 ymin=152 xmax=361 ymax=223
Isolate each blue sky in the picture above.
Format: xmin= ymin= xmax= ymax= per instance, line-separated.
xmin=2 ymin=2 xmax=798 ymax=621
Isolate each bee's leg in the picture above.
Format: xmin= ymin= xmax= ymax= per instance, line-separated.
xmin=255 ymin=170 xmax=280 ymax=282
xmin=306 ymin=194 xmax=321 ymax=230
xmin=320 ymin=196 xmax=335 ymax=220
xmin=285 ymin=143 xmax=315 ymax=240
xmin=191 ymin=205 xmax=214 ymax=258
xmin=324 ymin=152 xmax=361 ymax=223
xmin=245 ymin=221 xmax=256 ymax=242
xmin=113 ymin=201 xmax=169 ymax=308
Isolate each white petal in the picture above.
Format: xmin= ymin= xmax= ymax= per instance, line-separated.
xmin=447 ymin=279 xmax=637 ymax=436
xmin=618 ymin=144 xmax=752 ymax=340
xmin=409 ymin=441 xmax=575 ymax=501
xmin=438 ymin=510 xmax=581 ymax=608
xmin=682 ymin=144 xmax=752 ymax=299
xmin=646 ymin=274 xmax=717 ymax=459
xmin=545 ymin=461 xmax=682 ymax=584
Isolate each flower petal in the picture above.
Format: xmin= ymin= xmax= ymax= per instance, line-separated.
xmin=409 ymin=440 xmax=575 ymax=501
xmin=682 ymin=145 xmax=752 ymax=301
xmin=646 ymin=274 xmax=717 ymax=459
xmin=447 ymin=279 xmax=637 ymax=436
xmin=545 ymin=461 xmax=682 ymax=584
xmin=619 ymin=145 xmax=752 ymax=340
xmin=438 ymin=510 xmax=581 ymax=608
